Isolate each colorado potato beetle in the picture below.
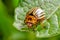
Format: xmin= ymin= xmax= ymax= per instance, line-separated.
xmin=24 ymin=7 xmax=45 ymax=28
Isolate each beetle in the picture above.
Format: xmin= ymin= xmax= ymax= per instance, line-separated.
xmin=24 ymin=7 xmax=45 ymax=28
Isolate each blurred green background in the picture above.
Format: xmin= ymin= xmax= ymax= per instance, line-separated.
xmin=0 ymin=0 xmax=60 ymax=40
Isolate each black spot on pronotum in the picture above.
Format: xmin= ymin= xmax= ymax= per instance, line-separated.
xmin=28 ymin=18 xmax=32 ymax=21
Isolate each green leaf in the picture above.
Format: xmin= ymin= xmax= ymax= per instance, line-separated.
xmin=13 ymin=0 xmax=60 ymax=38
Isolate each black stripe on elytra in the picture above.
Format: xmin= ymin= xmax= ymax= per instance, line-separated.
xmin=40 ymin=12 xmax=45 ymax=17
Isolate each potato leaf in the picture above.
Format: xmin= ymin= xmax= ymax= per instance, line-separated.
xmin=13 ymin=0 xmax=60 ymax=38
